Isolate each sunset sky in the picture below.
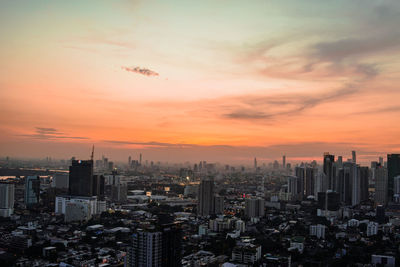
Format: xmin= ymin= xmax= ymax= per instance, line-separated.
xmin=1 ymin=0 xmax=399 ymax=164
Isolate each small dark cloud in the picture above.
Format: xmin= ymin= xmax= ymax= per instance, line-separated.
xmin=20 ymin=127 xmax=88 ymax=140
xmin=121 ymin=66 xmax=159 ymax=77
xmin=351 ymin=105 xmax=400 ymax=116
xmin=103 ymin=140 xmax=197 ymax=148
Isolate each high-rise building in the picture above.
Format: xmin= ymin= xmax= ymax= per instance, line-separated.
xmin=288 ymin=175 xmax=300 ymax=200
xmin=375 ymin=165 xmax=388 ymax=205
xmin=352 ymin=151 xmax=356 ymax=164
xmin=245 ymin=197 xmax=265 ymax=218
xmin=197 ymin=177 xmax=214 ymax=216
xmin=25 ymin=176 xmax=40 ymax=208
xmin=394 ymin=175 xmax=400 ymax=198
xmin=359 ymin=166 xmax=369 ymax=202
xmin=0 ymin=183 xmax=14 ymax=217
xmin=214 ymin=195 xmax=224 ymax=215
xmin=254 ymin=157 xmax=257 ymax=170
xmin=126 ymin=224 xmax=182 ymax=267
xmin=305 ymin=166 xmax=317 ymax=197
xmin=388 ymin=154 xmax=400 ymax=200
xmin=318 ymin=191 xmax=340 ymax=211
xmin=323 ymin=153 xmax=335 ymax=190
xmin=295 ymin=166 xmax=305 ymax=197
xmin=69 ymin=160 xmax=94 ymax=197
xmin=283 ymin=155 xmax=286 ymax=169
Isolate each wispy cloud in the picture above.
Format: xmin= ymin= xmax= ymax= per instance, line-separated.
xmin=20 ymin=127 xmax=88 ymax=140
xmin=103 ymin=140 xmax=196 ymax=148
xmin=121 ymin=66 xmax=159 ymax=77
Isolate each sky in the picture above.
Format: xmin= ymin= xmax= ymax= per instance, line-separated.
xmin=0 ymin=0 xmax=399 ymax=165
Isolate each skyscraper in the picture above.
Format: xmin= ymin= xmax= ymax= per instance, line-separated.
xmin=359 ymin=166 xmax=369 ymax=202
xmin=283 ymin=155 xmax=286 ymax=169
xmin=352 ymin=150 xmax=356 ymax=163
xmin=69 ymin=160 xmax=94 ymax=197
xmin=323 ymin=153 xmax=335 ymax=190
xmin=0 ymin=183 xmax=14 ymax=217
xmin=305 ymin=166 xmax=317 ymax=197
xmin=375 ymin=165 xmax=388 ymax=205
xmin=295 ymin=166 xmax=305 ymax=197
xmin=197 ymin=177 xmax=215 ymax=216
xmin=388 ymin=154 xmax=400 ymax=200
xmin=25 ymin=176 xmax=40 ymax=208
xmin=254 ymin=157 xmax=257 ymax=170
xmin=127 ymin=229 xmax=162 ymax=267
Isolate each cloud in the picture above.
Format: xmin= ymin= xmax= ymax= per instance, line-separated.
xmin=121 ymin=66 xmax=159 ymax=77
xmin=20 ymin=127 xmax=88 ymax=140
xmin=103 ymin=140 xmax=197 ymax=148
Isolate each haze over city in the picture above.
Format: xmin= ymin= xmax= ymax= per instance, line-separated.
xmin=1 ymin=0 xmax=400 ymax=164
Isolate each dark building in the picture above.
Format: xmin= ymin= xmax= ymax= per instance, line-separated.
xmin=161 ymin=223 xmax=182 ymax=267
xmin=197 ymin=177 xmax=215 ymax=216
xmin=323 ymin=153 xmax=335 ymax=190
xmin=318 ymin=191 xmax=340 ymax=211
xmin=376 ymin=205 xmax=385 ymax=224
xmin=92 ymin=175 xmax=105 ymax=197
xmin=388 ymin=154 xmax=400 ymax=200
xmin=360 ymin=166 xmax=369 ymax=202
xmin=69 ymin=160 xmax=94 ymax=197
xmin=295 ymin=166 xmax=305 ymax=197
xmin=305 ymin=166 xmax=317 ymax=197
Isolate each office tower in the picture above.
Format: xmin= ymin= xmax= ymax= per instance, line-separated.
xmin=0 ymin=183 xmax=14 ymax=217
xmin=337 ymin=156 xmax=343 ymax=167
xmin=375 ymin=165 xmax=388 ymax=205
xmin=197 ymin=177 xmax=214 ymax=216
xmin=288 ymin=175 xmax=299 ymax=200
xmin=245 ymin=198 xmax=265 ymax=218
xmin=394 ymin=175 xmax=400 ymax=196
xmin=388 ymin=154 xmax=400 ymax=200
xmin=376 ymin=205 xmax=385 ymax=224
xmin=359 ymin=166 xmax=369 ymax=202
xmin=254 ymin=157 xmax=257 ymax=170
xmin=128 ymin=156 xmax=131 ymax=167
xmin=69 ymin=160 xmax=94 ymax=197
xmin=214 ymin=195 xmax=224 ymax=215
xmin=323 ymin=153 xmax=335 ymax=190
xmin=352 ymin=165 xmax=361 ymax=206
xmin=25 ymin=176 xmax=40 ymax=207
xmin=295 ymin=166 xmax=305 ymax=197
xmin=379 ymin=157 xmax=384 ymax=166
xmin=305 ymin=166 xmax=317 ymax=197
xmin=283 ymin=155 xmax=286 ymax=169
xmin=352 ymin=151 xmax=356 ymax=163
xmin=139 ymin=153 xmax=142 ymax=165
xmin=318 ymin=191 xmax=340 ymax=211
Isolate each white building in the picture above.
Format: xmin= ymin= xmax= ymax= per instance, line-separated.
xmin=367 ymin=222 xmax=378 ymax=236
xmin=310 ymin=224 xmax=326 ymax=239
xmin=231 ymin=244 xmax=261 ymax=264
xmin=55 ymin=195 xmax=100 ymax=221
xmin=0 ymin=183 xmax=14 ymax=217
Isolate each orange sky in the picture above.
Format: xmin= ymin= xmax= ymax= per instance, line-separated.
xmin=0 ymin=1 xmax=399 ymax=164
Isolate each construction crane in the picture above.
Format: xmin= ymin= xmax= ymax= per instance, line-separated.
xmin=91 ymin=145 xmax=94 ymax=161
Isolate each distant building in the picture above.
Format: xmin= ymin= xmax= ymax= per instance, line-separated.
xmin=69 ymin=160 xmax=94 ymax=197
xmin=214 ymin=195 xmax=224 ymax=215
xmin=25 ymin=176 xmax=40 ymax=208
xmin=52 ymin=173 xmax=69 ymax=189
xmin=245 ymin=198 xmax=265 ymax=219
xmin=359 ymin=166 xmax=369 ymax=202
xmin=375 ymin=166 xmax=388 ymax=205
xmin=323 ymin=153 xmax=335 ymax=191
xmin=310 ymin=224 xmax=326 ymax=239
xmin=376 ymin=205 xmax=385 ymax=224
xmin=231 ymin=244 xmax=261 ymax=264
xmin=0 ymin=183 xmax=14 ymax=217
xmin=197 ymin=177 xmax=214 ymax=216
xmin=388 ymin=154 xmax=400 ymax=200
xmin=55 ymin=195 xmax=100 ymax=222
xmin=318 ymin=191 xmax=340 ymax=211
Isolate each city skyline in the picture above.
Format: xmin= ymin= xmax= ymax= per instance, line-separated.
xmin=1 ymin=0 xmax=400 ymax=163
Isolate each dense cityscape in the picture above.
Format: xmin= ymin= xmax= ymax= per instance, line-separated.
xmin=0 ymin=151 xmax=399 ymax=266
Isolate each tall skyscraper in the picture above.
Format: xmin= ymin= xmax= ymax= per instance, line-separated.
xmin=161 ymin=223 xmax=182 ymax=267
xmin=69 ymin=160 xmax=94 ymax=197
xmin=388 ymin=154 xmax=400 ymax=200
xmin=323 ymin=153 xmax=335 ymax=190
xmin=197 ymin=177 xmax=215 ymax=216
xmin=0 ymin=183 xmax=14 ymax=217
xmin=282 ymin=155 xmax=286 ymax=169
xmin=352 ymin=151 xmax=356 ymax=163
xmin=25 ymin=176 xmax=40 ymax=208
xmin=305 ymin=166 xmax=317 ymax=197
xmin=375 ymin=165 xmax=388 ymax=205
xmin=139 ymin=153 xmax=142 ymax=165
xmin=295 ymin=166 xmax=305 ymax=197
xmin=254 ymin=157 xmax=257 ymax=170
xmin=359 ymin=166 xmax=369 ymax=202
